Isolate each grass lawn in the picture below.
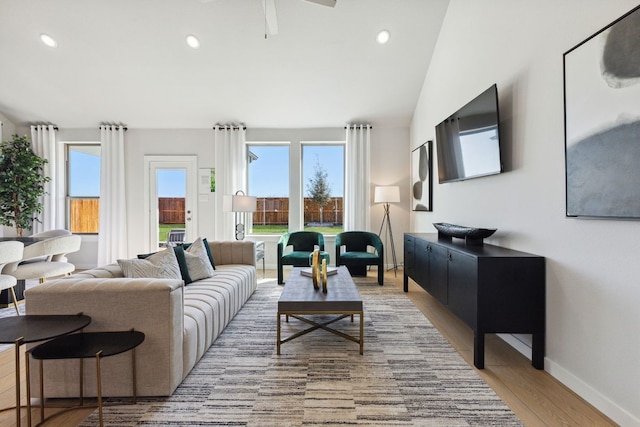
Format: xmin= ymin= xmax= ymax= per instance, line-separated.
xmin=158 ymin=224 xmax=344 ymax=242
xmin=252 ymin=225 xmax=343 ymax=235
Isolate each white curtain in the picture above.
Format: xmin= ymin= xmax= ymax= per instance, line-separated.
xmin=214 ymin=125 xmax=247 ymax=241
xmin=344 ymin=124 xmax=371 ymax=231
xmin=97 ymin=125 xmax=128 ymax=265
xmin=31 ymin=125 xmax=60 ymax=233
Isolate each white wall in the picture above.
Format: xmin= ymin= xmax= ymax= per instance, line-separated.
xmin=410 ymin=1 xmax=640 ymax=425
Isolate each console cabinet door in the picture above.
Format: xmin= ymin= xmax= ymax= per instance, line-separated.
xmin=404 ymin=234 xmax=415 ymax=278
xmin=414 ymin=239 xmax=430 ymax=288
xmin=428 ymin=244 xmax=448 ymax=304
xmin=447 ymin=250 xmax=477 ymax=329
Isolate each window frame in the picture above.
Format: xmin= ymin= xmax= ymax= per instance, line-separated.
xmin=246 ymin=142 xmax=291 ymax=235
xmin=246 ymin=140 xmax=345 ymax=236
xmin=65 ymin=143 xmax=101 ymax=235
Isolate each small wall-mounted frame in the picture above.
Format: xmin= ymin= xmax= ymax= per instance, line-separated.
xmin=199 ymin=168 xmax=215 ymax=194
xmin=411 ymin=141 xmax=433 ymax=211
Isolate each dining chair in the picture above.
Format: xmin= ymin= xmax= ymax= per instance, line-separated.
xmin=2 ymin=234 xmax=81 ymax=285
xmin=0 ymin=241 xmax=25 ymax=314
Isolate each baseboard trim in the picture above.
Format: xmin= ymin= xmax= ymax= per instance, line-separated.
xmin=497 ymin=334 xmax=637 ymax=425
xmin=545 ymin=359 xmax=638 ymax=426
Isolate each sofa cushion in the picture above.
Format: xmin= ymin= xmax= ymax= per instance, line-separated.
xmin=118 ymin=248 xmax=181 ymax=279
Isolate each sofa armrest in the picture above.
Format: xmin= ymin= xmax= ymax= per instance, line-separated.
xmin=209 ymin=240 xmax=256 ymax=267
xmin=24 ymin=277 xmax=185 ymax=397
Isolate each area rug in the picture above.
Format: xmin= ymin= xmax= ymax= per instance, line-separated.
xmin=65 ymin=278 xmax=519 ymax=426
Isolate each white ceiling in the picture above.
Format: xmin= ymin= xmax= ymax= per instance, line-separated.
xmin=0 ymin=0 xmax=449 ymax=129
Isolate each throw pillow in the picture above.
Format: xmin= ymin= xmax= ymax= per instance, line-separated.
xmin=202 ymin=238 xmax=216 ymax=270
xmin=118 ymin=248 xmax=181 ymax=280
xmin=171 ymin=245 xmax=193 ymax=284
xmin=183 ymin=237 xmax=215 ymax=282
xmin=181 ymin=238 xmax=216 ymax=270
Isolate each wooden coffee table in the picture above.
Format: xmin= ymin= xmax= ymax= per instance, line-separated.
xmin=277 ymin=266 xmax=364 ymax=355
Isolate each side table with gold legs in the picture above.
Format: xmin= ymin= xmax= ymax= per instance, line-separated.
xmin=0 ymin=314 xmax=91 ymax=427
xmin=30 ymin=330 xmax=145 ymax=427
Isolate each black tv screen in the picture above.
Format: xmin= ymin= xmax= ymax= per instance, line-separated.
xmin=435 ymin=84 xmax=503 ymax=183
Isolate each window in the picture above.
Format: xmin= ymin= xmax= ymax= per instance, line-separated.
xmin=302 ymin=144 xmax=344 ymax=233
xmin=247 ymin=144 xmax=289 ymax=234
xmin=246 ymin=141 xmax=345 ymax=235
xmin=67 ymin=144 xmax=100 ymax=233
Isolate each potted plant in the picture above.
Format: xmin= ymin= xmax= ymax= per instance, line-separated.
xmin=0 ymin=134 xmax=50 ymax=237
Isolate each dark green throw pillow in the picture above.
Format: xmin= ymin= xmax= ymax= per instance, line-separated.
xmin=171 ymin=245 xmax=193 ymax=285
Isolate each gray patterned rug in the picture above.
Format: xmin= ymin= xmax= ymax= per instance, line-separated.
xmin=38 ymin=277 xmax=521 ymax=426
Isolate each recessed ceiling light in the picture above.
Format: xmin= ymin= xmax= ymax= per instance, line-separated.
xmin=40 ymin=34 xmax=58 ymax=48
xmin=186 ymin=34 xmax=200 ymax=49
xmin=376 ymin=29 xmax=390 ymax=44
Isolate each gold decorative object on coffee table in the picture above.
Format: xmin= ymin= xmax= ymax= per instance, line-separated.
xmin=310 ymin=250 xmax=320 ymax=290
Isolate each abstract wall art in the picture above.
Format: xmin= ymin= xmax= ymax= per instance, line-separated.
xmin=564 ymin=5 xmax=640 ymax=218
xmin=411 ymin=141 xmax=432 ymax=211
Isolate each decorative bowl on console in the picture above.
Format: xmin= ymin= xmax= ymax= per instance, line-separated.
xmin=433 ymin=222 xmax=497 ymax=245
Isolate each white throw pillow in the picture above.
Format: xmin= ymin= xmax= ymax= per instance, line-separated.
xmin=184 ymin=237 xmax=215 ymax=281
xmin=118 ymin=248 xmax=181 ymax=280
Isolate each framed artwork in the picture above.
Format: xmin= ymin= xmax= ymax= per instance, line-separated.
xmin=564 ymin=5 xmax=640 ymax=218
xmin=411 ymin=141 xmax=432 ymax=211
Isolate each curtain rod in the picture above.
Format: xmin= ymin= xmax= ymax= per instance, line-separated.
xmin=29 ymin=124 xmax=59 ymax=131
xmin=99 ymin=125 xmax=128 ymax=131
xmin=344 ymin=125 xmax=373 ymax=129
xmin=213 ymin=125 xmax=246 ymax=130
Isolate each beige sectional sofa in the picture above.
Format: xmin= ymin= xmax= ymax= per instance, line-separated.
xmin=24 ymin=240 xmax=257 ymax=398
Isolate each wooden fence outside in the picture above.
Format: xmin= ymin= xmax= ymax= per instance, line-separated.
xmin=159 ymin=197 xmax=186 ymax=224
xmin=69 ymin=198 xmax=99 ymax=233
xmin=253 ymin=197 xmax=343 ymax=225
xmin=68 ymin=196 xmax=343 ymax=232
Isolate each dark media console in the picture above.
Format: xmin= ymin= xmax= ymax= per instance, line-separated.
xmin=404 ymin=233 xmax=545 ymax=369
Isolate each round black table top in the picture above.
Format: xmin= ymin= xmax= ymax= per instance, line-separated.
xmin=0 ymin=314 xmax=91 ymax=344
xmin=31 ymin=330 xmax=145 ymax=360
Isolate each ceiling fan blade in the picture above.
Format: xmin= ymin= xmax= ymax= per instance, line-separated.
xmin=302 ymin=0 xmax=336 ymax=7
xmin=263 ymin=0 xmax=278 ymax=35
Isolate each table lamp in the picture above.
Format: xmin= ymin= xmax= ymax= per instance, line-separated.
xmin=223 ymin=190 xmax=257 ymax=240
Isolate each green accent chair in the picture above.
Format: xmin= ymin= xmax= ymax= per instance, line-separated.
xmin=277 ymin=231 xmax=329 ymax=284
xmin=335 ymin=231 xmax=384 ymax=285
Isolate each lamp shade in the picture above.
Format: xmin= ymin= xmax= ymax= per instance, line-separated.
xmin=223 ymin=192 xmax=257 ymax=212
xmin=374 ymin=186 xmax=400 ymax=204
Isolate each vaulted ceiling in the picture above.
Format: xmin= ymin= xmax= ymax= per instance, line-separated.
xmin=0 ymin=0 xmax=449 ymax=129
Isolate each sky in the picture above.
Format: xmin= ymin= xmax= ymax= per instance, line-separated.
xmin=69 ymin=150 xmax=186 ymax=197
xmin=248 ymin=145 xmax=344 ymax=197
xmin=69 ymin=145 xmax=344 ymax=198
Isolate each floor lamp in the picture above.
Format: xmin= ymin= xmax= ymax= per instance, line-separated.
xmin=374 ymin=185 xmax=400 ymax=276
xmin=223 ymin=190 xmax=257 ymax=240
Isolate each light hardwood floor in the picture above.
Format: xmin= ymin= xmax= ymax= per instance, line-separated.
xmin=0 ymin=268 xmax=616 ymax=426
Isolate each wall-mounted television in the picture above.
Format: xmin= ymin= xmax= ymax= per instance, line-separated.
xmin=435 ymin=84 xmax=503 ymax=183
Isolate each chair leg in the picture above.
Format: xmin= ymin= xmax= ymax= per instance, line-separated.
xmin=378 ymin=263 xmax=384 ymax=286
xmin=9 ymin=287 xmax=20 ymax=315
xmin=278 ymin=263 xmax=284 ymax=285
